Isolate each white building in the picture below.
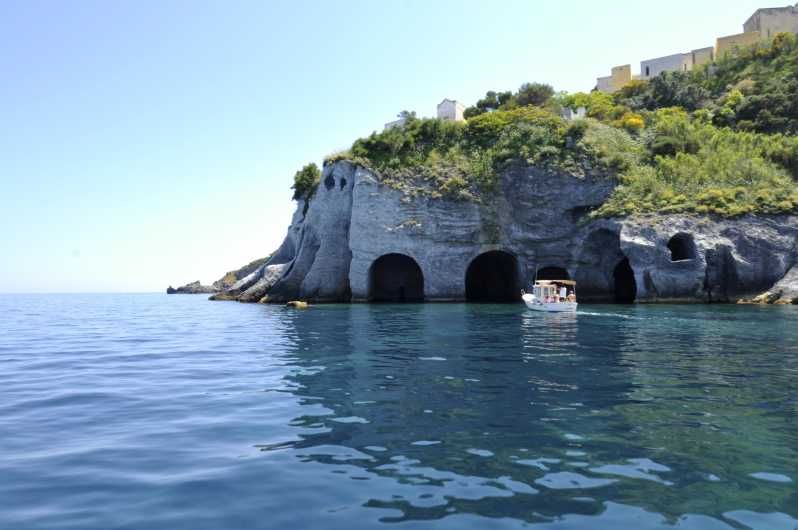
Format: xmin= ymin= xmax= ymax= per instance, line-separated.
xmin=383 ymin=117 xmax=407 ymax=130
xmin=436 ymin=99 xmax=465 ymax=122
xmin=562 ymin=107 xmax=587 ymax=120
xmin=596 ymin=75 xmax=613 ymax=93
xmin=640 ymin=53 xmax=691 ymax=80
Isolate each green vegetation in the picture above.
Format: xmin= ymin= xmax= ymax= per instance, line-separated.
xmin=291 ymin=163 xmax=321 ymax=201
xmin=344 ymin=106 xmax=638 ymax=200
xmin=593 ymin=108 xmax=798 ymax=217
xmin=299 ymin=34 xmax=798 ymax=217
xmin=463 ymin=82 xmax=555 ymax=118
xmin=614 ymin=32 xmax=798 ymax=135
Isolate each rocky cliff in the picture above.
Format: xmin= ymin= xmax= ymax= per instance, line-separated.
xmin=168 ymin=256 xmax=268 ymax=295
xmin=213 ymin=161 xmax=798 ymax=304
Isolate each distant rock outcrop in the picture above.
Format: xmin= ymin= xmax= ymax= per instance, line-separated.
xmin=209 ymin=160 xmax=798 ymax=305
xmin=168 ymin=256 xmax=269 ymax=295
xmin=166 ymin=281 xmax=217 ymax=294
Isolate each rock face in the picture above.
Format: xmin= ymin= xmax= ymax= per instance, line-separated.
xmin=166 ymin=281 xmax=217 ymax=294
xmin=168 ymin=256 xmax=269 ymax=296
xmin=211 ymin=257 xmax=269 ymax=291
xmin=739 ymin=265 xmax=798 ymax=304
xmin=213 ymin=160 xmax=798 ymax=304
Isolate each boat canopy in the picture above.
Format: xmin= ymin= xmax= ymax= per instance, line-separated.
xmin=535 ymin=279 xmax=576 ymax=286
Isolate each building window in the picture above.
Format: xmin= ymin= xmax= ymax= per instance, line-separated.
xmin=645 ymin=66 xmax=650 ymax=77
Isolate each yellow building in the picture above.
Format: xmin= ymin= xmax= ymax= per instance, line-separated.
xmin=715 ymin=31 xmax=761 ymax=57
xmin=690 ymin=47 xmax=715 ymax=68
xmin=610 ymin=64 xmax=632 ymax=92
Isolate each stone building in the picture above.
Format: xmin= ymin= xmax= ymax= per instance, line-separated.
xmin=639 ymin=46 xmax=715 ymax=80
xmin=640 ymin=53 xmax=691 ymax=80
xmin=596 ymin=65 xmax=632 ymax=93
xmin=715 ymin=30 xmax=762 ymax=57
xmin=596 ymin=75 xmax=612 ymax=93
xmin=689 ymin=47 xmax=715 ymax=68
xmin=436 ymin=99 xmax=465 ymax=122
xmin=593 ymin=4 xmax=798 ymax=88
xmin=384 ymin=117 xmax=407 ymax=130
xmin=744 ymin=3 xmax=798 ymax=39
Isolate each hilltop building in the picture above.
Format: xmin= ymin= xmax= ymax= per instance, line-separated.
xmin=595 ymin=3 xmax=798 ymax=89
xmin=744 ymin=3 xmax=798 ymax=38
xmin=595 ymin=64 xmax=632 ymax=93
xmin=437 ymin=99 xmax=465 ymax=122
xmin=639 ymin=47 xmax=714 ymax=80
xmin=715 ymin=30 xmax=762 ymax=57
xmin=384 ymin=117 xmax=407 ymax=130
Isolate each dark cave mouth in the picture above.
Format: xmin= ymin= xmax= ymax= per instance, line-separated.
xmin=465 ymin=251 xmax=520 ymax=303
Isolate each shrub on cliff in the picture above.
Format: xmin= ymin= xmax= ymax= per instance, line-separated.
xmin=292 ymin=163 xmax=321 ymax=201
xmin=345 ymin=106 xmax=629 ymax=197
xmin=462 ymin=82 xmax=555 ymax=118
xmin=612 ymin=33 xmax=798 ymax=135
xmin=593 ymin=109 xmax=798 ymax=217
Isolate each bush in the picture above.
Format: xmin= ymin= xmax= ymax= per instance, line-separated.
xmin=291 ymin=163 xmax=321 ymax=201
xmin=592 ymin=110 xmax=798 ymax=217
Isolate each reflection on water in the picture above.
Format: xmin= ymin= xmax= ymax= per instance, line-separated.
xmin=271 ymin=304 xmax=798 ymax=528
xmin=0 ymin=295 xmax=796 ymax=529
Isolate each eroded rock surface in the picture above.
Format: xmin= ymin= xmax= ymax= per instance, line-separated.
xmin=211 ymin=161 xmax=798 ymax=304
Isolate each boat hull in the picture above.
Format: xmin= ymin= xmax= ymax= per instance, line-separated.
xmin=522 ymin=294 xmax=577 ymax=313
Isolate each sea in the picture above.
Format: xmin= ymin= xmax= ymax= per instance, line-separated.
xmin=1 ymin=294 xmax=796 ymax=529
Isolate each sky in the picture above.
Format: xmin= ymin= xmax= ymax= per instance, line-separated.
xmin=0 ymin=0 xmax=767 ymax=292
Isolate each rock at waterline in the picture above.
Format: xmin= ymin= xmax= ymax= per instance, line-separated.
xmin=166 ymin=281 xmax=217 ymax=294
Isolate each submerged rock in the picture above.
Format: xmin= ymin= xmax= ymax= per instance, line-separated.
xmin=210 ymin=160 xmax=798 ymax=304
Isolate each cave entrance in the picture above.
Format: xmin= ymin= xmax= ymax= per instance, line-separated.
xmin=613 ymin=258 xmax=637 ymax=303
xmin=667 ymin=233 xmax=697 ymax=262
xmin=536 ymin=266 xmax=570 ymax=281
xmin=465 ymin=251 xmax=520 ymax=303
xmin=368 ymin=253 xmax=424 ymax=302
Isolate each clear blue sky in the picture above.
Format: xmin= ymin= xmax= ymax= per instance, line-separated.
xmin=0 ymin=0 xmax=766 ymax=292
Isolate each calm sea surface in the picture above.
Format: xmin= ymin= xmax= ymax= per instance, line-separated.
xmin=1 ymin=294 xmax=797 ymax=530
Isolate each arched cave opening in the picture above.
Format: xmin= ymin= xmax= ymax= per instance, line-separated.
xmin=667 ymin=233 xmax=697 ymax=262
xmin=368 ymin=253 xmax=424 ymax=302
xmin=613 ymin=258 xmax=637 ymax=303
xmin=465 ymin=251 xmax=520 ymax=303
xmin=537 ymin=266 xmax=571 ymax=281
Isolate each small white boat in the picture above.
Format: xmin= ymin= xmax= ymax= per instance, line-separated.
xmin=522 ymin=280 xmax=578 ymax=313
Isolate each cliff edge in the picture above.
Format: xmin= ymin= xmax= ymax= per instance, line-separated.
xmin=210 ymin=161 xmax=798 ymax=304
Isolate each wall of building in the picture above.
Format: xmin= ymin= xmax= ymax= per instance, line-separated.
xmin=596 ymin=76 xmax=612 ymax=93
xmin=690 ymin=47 xmax=715 ymax=68
xmin=640 ymin=53 xmax=689 ymax=80
xmin=716 ymin=31 xmax=761 ymax=57
xmin=744 ymin=6 xmax=798 ymax=37
xmin=610 ymin=64 xmax=631 ymax=92
xmin=437 ymin=100 xmax=465 ymax=122
xmin=384 ymin=118 xmax=406 ymax=130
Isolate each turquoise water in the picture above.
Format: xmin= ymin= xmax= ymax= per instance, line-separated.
xmin=1 ymin=294 xmax=797 ymax=530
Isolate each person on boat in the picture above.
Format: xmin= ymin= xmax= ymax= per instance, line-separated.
xmin=567 ymin=291 xmax=576 ymax=303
